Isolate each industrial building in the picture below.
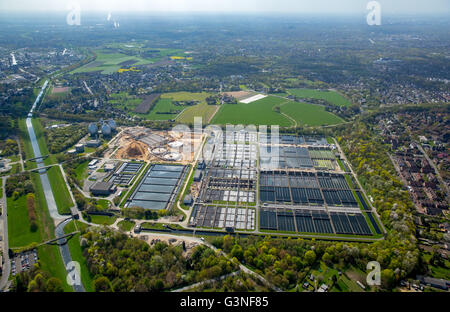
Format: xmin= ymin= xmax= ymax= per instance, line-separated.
xmin=89 ymin=181 xmax=117 ymax=196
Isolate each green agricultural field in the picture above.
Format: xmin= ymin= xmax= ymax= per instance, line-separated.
xmin=280 ymin=101 xmax=344 ymax=126
xmin=109 ymin=92 xmax=143 ymax=111
xmin=143 ymin=92 xmax=217 ymax=124
xmin=287 ymin=89 xmax=351 ymax=107
xmin=47 ymin=166 xmax=74 ymax=215
xmin=167 ymin=92 xmax=215 ymax=121
xmin=141 ymin=98 xmax=180 ymax=121
xmin=71 ymin=51 xmax=155 ymax=75
xmin=211 ymin=96 xmax=293 ymax=126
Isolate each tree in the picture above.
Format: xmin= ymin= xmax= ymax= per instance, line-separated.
xmin=381 ymin=269 xmax=395 ymax=289
xmin=231 ymin=244 xmax=244 ymax=261
xmin=305 ymin=250 xmax=316 ymax=265
xmin=94 ymin=276 xmax=112 ymax=292
xmin=322 ymin=252 xmax=333 ymax=265
xmin=46 ymin=278 xmax=64 ymax=292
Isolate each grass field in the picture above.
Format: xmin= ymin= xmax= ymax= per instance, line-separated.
xmin=141 ymin=92 xmax=217 ymax=124
xmin=7 ymin=195 xmax=42 ymax=248
xmin=280 ymin=101 xmax=344 ymax=126
xmin=71 ymin=51 xmax=155 ymax=75
xmin=287 ymin=89 xmax=351 ymax=107
xmin=47 ymin=166 xmax=74 ymax=215
xmin=117 ymin=220 xmax=135 ymax=232
xmin=74 ymin=160 xmax=90 ymax=187
xmin=109 ymin=92 xmax=142 ymax=111
xmin=89 ymin=215 xmax=117 ymax=225
xmin=211 ymin=96 xmax=292 ymax=126
xmin=141 ymin=98 xmax=180 ymax=120
xmin=170 ymin=92 xmax=217 ymax=124
xmin=37 ymin=244 xmax=73 ymax=292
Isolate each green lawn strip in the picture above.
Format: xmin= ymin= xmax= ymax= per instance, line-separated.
xmin=89 ymin=215 xmax=117 ymax=225
xmin=18 ymin=119 xmax=36 ymax=170
xmin=141 ymin=222 xmax=169 ymax=231
xmin=178 ymin=165 xmax=194 ymax=211
xmin=64 ymin=220 xmax=95 ymax=292
xmin=74 ymin=160 xmax=90 ymax=187
xmin=47 ymin=166 xmax=73 ymax=215
xmin=117 ymin=220 xmax=135 ymax=232
xmin=7 ymin=195 xmax=42 ymax=248
xmin=31 ymin=118 xmax=55 ymax=166
xmin=337 ymin=159 xmax=345 ymax=171
xmin=326 ymin=137 xmax=334 ymax=144
xmin=361 ymin=211 xmax=377 ymax=235
xmin=37 ymin=244 xmax=73 ymax=292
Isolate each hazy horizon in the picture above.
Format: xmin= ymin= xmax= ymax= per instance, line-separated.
xmin=0 ymin=0 xmax=449 ymax=15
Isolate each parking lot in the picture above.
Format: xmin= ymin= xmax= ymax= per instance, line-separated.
xmin=11 ymin=249 xmax=38 ymax=276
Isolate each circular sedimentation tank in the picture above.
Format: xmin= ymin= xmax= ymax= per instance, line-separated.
xmin=152 ymin=147 xmax=167 ymax=155
xmin=163 ymin=152 xmax=182 ymax=161
xmin=169 ymin=141 xmax=183 ymax=148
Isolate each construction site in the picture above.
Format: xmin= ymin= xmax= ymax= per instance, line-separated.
xmin=112 ymin=127 xmax=203 ymax=164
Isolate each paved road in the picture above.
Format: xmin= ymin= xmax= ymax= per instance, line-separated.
xmin=55 ymin=219 xmax=84 ymax=292
xmin=0 ymin=177 xmax=11 ymax=291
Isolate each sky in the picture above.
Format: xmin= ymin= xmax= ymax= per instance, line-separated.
xmin=0 ymin=0 xmax=449 ymax=14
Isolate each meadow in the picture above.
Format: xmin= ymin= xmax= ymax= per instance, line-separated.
xmin=287 ymin=89 xmax=351 ymax=107
xmin=280 ymin=101 xmax=344 ymax=126
xmin=211 ymin=96 xmax=292 ymax=127
xmin=71 ymin=47 xmax=188 ymax=75
xmin=142 ymin=92 xmax=217 ymax=124
xmin=71 ymin=51 xmax=154 ymax=75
